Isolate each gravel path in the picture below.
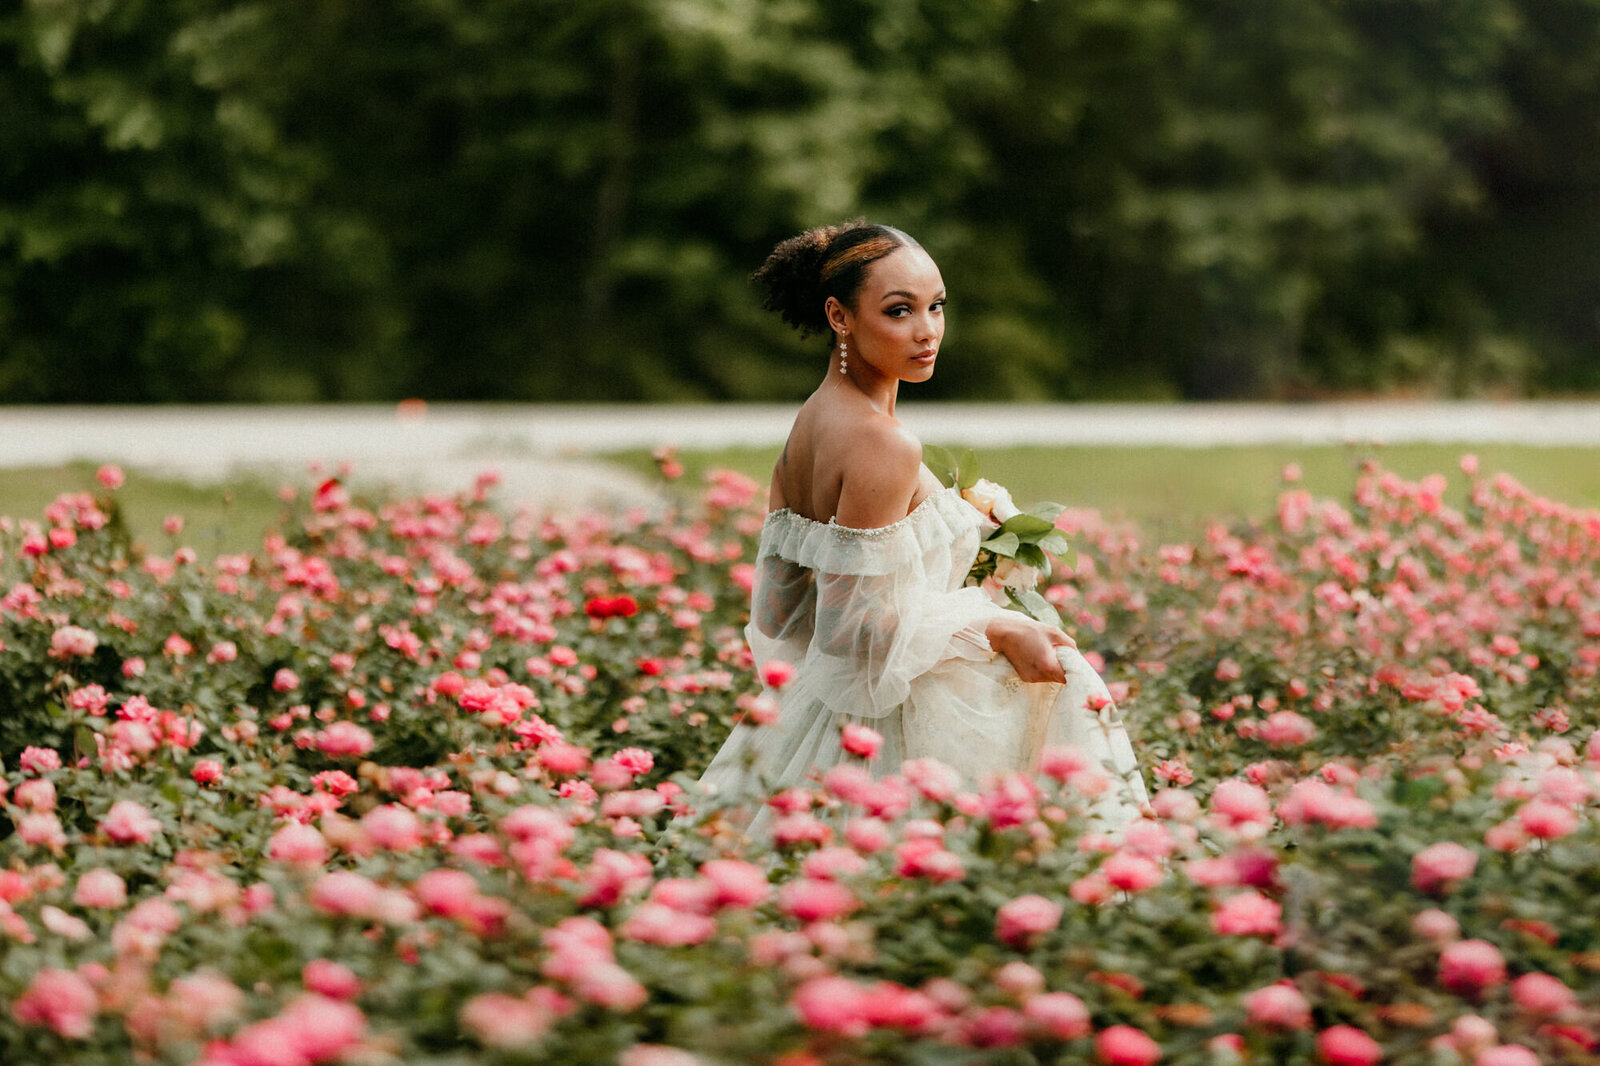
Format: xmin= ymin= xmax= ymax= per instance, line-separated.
xmin=4 ymin=401 xmax=1597 ymax=510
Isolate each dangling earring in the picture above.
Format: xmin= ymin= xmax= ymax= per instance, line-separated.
xmin=838 ymin=337 xmax=849 ymax=374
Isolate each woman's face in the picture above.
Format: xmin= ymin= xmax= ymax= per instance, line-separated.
xmin=829 ymin=246 xmax=946 ymax=382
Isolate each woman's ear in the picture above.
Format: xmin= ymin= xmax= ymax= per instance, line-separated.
xmin=823 ymin=296 xmax=850 ymax=337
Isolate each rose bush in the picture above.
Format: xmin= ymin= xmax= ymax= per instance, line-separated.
xmin=0 ymin=458 xmax=1596 ymax=1063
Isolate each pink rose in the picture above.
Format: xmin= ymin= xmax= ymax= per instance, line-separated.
xmin=895 ymin=838 xmax=965 ymax=882
xmin=578 ymin=849 xmax=653 ymax=908
xmin=315 ymin=721 xmax=374 ymax=759
xmin=992 ymin=961 xmax=1045 ymax=998
xmin=841 ymin=723 xmax=883 ymax=760
xmin=413 ymin=868 xmax=481 ymax=918
xmin=1410 ymin=908 xmax=1460 ymax=943
xmin=74 ymin=868 xmax=127 ymax=909
xmin=272 ymin=668 xmax=300 ymax=692
xmin=1023 ymin=991 xmax=1090 ymax=1040
xmin=310 ymin=870 xmax=383 ymax=917
xmin=12 ymin=967 xmax=98 ymax=1038
xmin=996 ymin=894 xmax=1063 ymax=948
xmin=1152 ymin=789 xmax=1201 ymax=822
xmin=1244 ymin=984 xmax=1312 ymax=1030
xmin=1473 ymin=1047 xmax=1539 ymax=1066
xmin=13 ymin=778 xmax=55 ymax=812
xmin=1038 ymin=745 xmax=1093 ymax=783
xmin=166 ymin=970 xmax=245 ymax=1034
xmin=758 ymin=660 xmax=796 ymax=689
xmin=19 ymin=746 xmax=62 ymax=774
xmin=1096 ymin=1023 xmax=1162 ymax=1065
xmin=538 ymin=742 xmax=590 ymax=775
xmin=963 ymin=1006 xmax=1027 ymax=1048
xmin=96 ymin=465 xmax=125 ymax=489
xmin=793 ymin=975 xmax=868 ymax=1036
xmin=1211 ymin=891 xmax=1282 ymax=937
xmin=902 ymin=758 xmax=961 ymax=801
xmin=1276 ymin=780 xmax=1376 ymax=830
xmin=778 ymin=878 xmax=858 ymax=922
xmin=846 ymin=817 xmax=892 ymax=854
xmin=1516 ymin=797 xmax=1578 ymax=840
xmin=18 ymin=812 xmax=67 ymax=849
xmin=1257 ymin=710 xmax=1316 ymax=747
xmin=619 ymin=902 xmax=716 ymax=947
xmin=362 ymin=804 xmax=424 ymax=851
xmin=101 ymin=800 xmax=162 ymax=844
xmin=1509 ymin=972 xmax=1576 ymax=1017
xmin=1439 ymin=939 xmax=1507 ymax=996
xmin=303 ymin=959 xmax=362 ymax=1000
xmin=1101 ymin=851 xmax=1163 ymax=893
xmin=1411 ymin=841 xmax=1479 ymax=894
xmin=50 ymin=626 xmax=98 ymax=659
xmin=1316 ymin=1024 xmax=1383 ymax=1066
xmin=614 ymin=748 xmax=655 ymax=776
xmin=268 ymin=822 xmax=330 ymax=868
xmin=700 ymin=859 xmax=770 ymax=909
xmin=459 ymin=989 xmax=568 ymax=1047
xmin=1209 ymin=780 xmax=1273 ymax=831
xmin=572 ymin=960 xmax=647 ymax=1011
xmin=191 ymin=758 xmax=225 ymax=785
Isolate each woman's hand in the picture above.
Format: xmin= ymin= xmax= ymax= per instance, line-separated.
xmin=984 ymin=614 xmax=1077 ymax=684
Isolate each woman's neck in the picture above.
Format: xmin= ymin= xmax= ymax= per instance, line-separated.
xmin=830 ymin=351 xmax=900 ymax=416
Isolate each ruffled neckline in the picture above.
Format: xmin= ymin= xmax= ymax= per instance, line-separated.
xmin=758 ymin=486 xmax=981 ymax=576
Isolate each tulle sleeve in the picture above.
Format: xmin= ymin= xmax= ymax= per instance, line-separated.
xmin=747 ymin=487 xmax=1010 ymax=720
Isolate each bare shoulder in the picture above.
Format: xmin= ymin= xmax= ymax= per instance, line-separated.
xmin=832 ymin=416 xmax=923 ymax=529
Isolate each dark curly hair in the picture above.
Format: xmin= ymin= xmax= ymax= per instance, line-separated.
xmin=752 ymin=220 xmax=922 ymax=340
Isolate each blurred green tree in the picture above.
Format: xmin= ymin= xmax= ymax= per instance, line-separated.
xmin=0 ymin=0 xmax=1595 ymax=402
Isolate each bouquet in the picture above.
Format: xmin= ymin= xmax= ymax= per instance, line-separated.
xmin=923 ymin=445 xmax=1076 ymax=627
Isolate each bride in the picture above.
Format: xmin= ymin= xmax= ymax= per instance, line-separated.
xmin=701 ymin=221 xmax=1147 ymax=827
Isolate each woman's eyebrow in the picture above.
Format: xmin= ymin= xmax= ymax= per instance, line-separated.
xmin=879 ymin=289 xmax=945 ymax=301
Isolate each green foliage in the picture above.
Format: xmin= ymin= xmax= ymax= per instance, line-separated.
xmin=1 ymin=0 xmax=1598 ymax=401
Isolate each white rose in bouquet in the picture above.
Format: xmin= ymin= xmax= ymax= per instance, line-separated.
xmin=926 ymin=445 xmax=1076 ymax=629
xmin=961 ymin=478 xmax=1021 ymax=522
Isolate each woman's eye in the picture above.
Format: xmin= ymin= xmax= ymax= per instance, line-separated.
xmin=931 ymin=300 xmax=945 ymax=313
xmin=887 ymin=306 xmax=910 ymax=318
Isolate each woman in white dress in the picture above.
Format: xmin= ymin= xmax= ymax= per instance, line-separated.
xmin=701 ymin=221 xmax=1147 ymax=827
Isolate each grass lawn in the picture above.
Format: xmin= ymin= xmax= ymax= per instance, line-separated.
xmin=5 ymin=443 xmax=1596 ymax=552
xmin=0 ymin=464 xmax=284 ymax=555
xmin=605 ymin=442 xmax=1600 ymax=534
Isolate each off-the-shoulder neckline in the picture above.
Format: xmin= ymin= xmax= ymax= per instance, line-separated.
xmin=765 ymin=484 xmax=961 ymax=535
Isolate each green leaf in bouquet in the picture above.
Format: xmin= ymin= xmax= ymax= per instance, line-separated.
xmin=1015 ymin=543 xmax=1049 ymax=571
xmin=998 ymin=513 xmax=1056 ymax=537
xmin=956 ymin=448 xmax=980 ymax=490
xmin=983 ymin=531 xmax=1020 ymax=557
xmin=1037 ymin=530 xmax=1072 ymax=556
xmin=1009 ymin=588 xmax=1064 ymax=627
xmin=922 ymin=444 xmax=960 ymax=488
xmin=1027 ymin=502 xmax=1067 ymax=522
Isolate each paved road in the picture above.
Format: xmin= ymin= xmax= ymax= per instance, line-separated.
xmin=4 ymin=401 xmax=1597 ymax=509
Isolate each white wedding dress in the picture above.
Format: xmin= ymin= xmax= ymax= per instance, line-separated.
xmin=701 ymin=485 xmax=1148 ymax=828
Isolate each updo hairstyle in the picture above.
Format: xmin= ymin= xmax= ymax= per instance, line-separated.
xmin=752 ymin=220 xmax=921 ymax=340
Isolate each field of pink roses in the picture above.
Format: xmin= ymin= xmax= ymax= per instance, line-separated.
xmin=1 ymin=456 xmax=1598 ymax=1065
